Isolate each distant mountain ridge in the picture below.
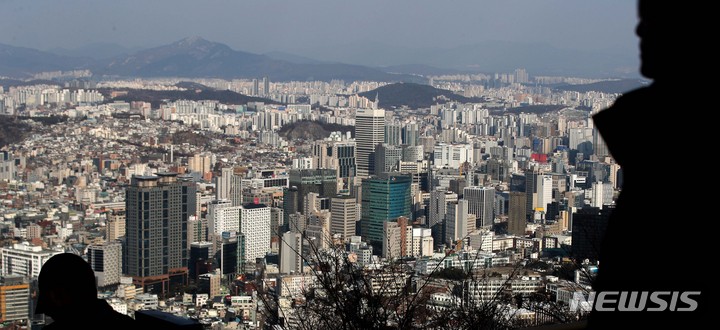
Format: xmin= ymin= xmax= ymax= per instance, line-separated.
xmin=0 ymin=37 xmax=425 ymax=83
xmin=0 ymin=43 xmax=88 ymax=78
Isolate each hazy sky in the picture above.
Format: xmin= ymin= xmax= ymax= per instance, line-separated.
xmin=0 ymin=0 xmax=638 ymax=59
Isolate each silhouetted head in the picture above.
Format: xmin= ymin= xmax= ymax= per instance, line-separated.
xmin=636 ymin=1 xmax=693 ymax=80
xmin=36 ymin=253 xmax=98 ymax=320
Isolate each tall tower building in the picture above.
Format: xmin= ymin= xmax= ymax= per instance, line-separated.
xmin=355 ymin=108 xmax=385 ymax=177
xmin=217 ymin=167 xmax=233 ymax=201
xmin=444 ymin=199 xmax=472 ymax=245
xmin=124 ymin=173 xmax=194 ymax=296
xmin=428 ymin=189 xmax=458 ymax=246
xmin=87 ymin=242 xmax=122 ymax=287
xmin=284 ymin=169 xmax=337 ymax=220
xmin=189 ymin=241 xmax=213 ymax=283
xmin=262 ymin=76 xmax=270 ymax=96
xmin=239 ymin=204 xmax=271 ymax=264
xmin=280 ymin=231 xmax=303 ymax=274
xmin=330 ymin=196 xmax=357 ymax=242
xmin=252 ymin=78 xmax=259 ymax=96
xmin=463 ymin=186 xmax=495 ymax=228
xmin=508 ymin=192 xmax=528 ymax=236
xmin=207 ymin=199 xmax=241 ymax=236
xmin=360 ymin=173 xmax=412 ymax=249
xmin=525 ymin=170 xmax=552 ymax=216
xmin=216 ymin=168 xmax=243 ymax=206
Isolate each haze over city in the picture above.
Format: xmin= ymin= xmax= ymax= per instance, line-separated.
xmin=0 ymin=0 xmax=638 ymax=76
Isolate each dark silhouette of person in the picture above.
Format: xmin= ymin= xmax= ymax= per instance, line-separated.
xmin=589 ymin=1 xmax=706 ymax=327
xmin=35 ymin=253 xmax=136 ymax=329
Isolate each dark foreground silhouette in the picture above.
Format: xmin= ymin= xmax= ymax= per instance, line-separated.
xmin=589 ymin=1 xmax=707 ymax=327
xmin=36 ymin=253 xmax=136 ymax=330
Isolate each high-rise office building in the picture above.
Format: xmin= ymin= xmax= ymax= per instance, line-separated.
xmin=444 ymin=199 xmax=473 ymax=246
xmin=360 ymin=173 xmax=412 ymax=249
xmin=0 ymin=275 xmax=29 ymax=323
xmin=525 ymin=170 xmax=552 ymax=216
xmin=284 ymin=169 xmax=337 ymax=222
xmin=330 ymin=196 xmax=357 ymax=242
xmin=189 ymin=242 xmax=213 ymax=283
xmin=464 ymin=186 xmax=495 ymax=228
xmin=333 ymin=141 xmax=356 ymax=179
xmin=384 ymin=123 xmax=403 ymax=146
xmin=187 ymin=216 xmax=208 ymax=249
xmin=280 ymin=231 xmax=303 ymax=274
xmin=216 ymin=168 xmax=243 ymax=206
xmin=217 ymin=167 xmax=233 ymax=201
xmin=207 ymin=199 xmax=241 ymax=236
xmin=87 ymin=242 xmax=122 ymax=287
xmin=355 ymin=108 xmax=385 ymax=177
xmin=218 ymin=233 xmax=242 ymax=278
xmin=432 ymin=144 xmax=473 ymax=169
xmin=591 ymin=181 xmax=613 ymax=208
xmin=124 ymin=173 xmax=195 ymax=295
xmin=508 ymin=192 xmax=528 ymax=236
xmin=402 ymin=123 xmax=419 ymax=146
xmin=428 ymin=189 xmax=458 ymax=246
xmin=374 ymin=143 xmax=402 ymax=174
xmin=239 ymin=204 xmax=271 ymax=264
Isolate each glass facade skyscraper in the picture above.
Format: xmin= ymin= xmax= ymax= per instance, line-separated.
xmin=361 ymin=173 xmax=412 ymax=249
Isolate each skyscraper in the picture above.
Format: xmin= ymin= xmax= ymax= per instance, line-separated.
xmin=124 ymin=173 xmax=194 ymax=295
xmin=217 ymin=167 xmax=243 ymax=206
xmin=239 ymin=203 xmax=271 ymax=264
xmin=189 ymin=241 xmax=212 ymax=283
xmin=428 ymin=189 xmax=458 ymax=246
xmin=207 ymin=199 xmax=241 ymax=236
xmin=262 ymin=76 xmax=270 ymax=96
xmin=464 ymin=186 xmax=495 ymax=228
xmin=360 ymin=173 xmax=412 ymax=249
xmin=330 ymin=196 xmax=357 ymax=242
xmin=508 ymin=192 xmax=527 ymax=236
xmin=280 ymin=231 xmax=303 ymax=274
xmin=284 ymin=169 xmax=337 ymax=220
xmin=355 ymin=108 xmax=385 ymax=177
xmin=444 ymin=199 xmax=472 ymax=245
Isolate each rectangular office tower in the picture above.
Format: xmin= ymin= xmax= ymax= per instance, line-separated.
xmin=87 ymin=242 xmax=122 ymax=287
xmin=0 ymin=275 xmax=29 ymax=324
xmin=125 ymin=173 xmax=196 ymax=296
xmin=463 ymin=186 xmax=495 ymax=228
xmin=361 ymin=173 xmax=412 ymax=250
xmin=355 ymin=108 xmax=385 ymax=177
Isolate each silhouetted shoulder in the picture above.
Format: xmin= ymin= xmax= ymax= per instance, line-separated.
xmin=41 ymin=299 xmax=136 ymax=330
